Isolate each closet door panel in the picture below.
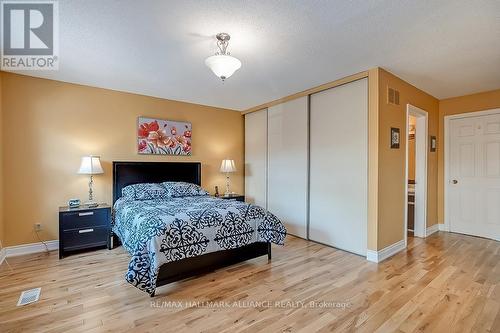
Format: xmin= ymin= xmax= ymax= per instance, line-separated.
xmin=268 ymin=97 xmax=308 ymax=238
xmin=244 ymin=109 xmax=267 ymax=208
xmin=309 ymin=78 xmax=368 ymax=255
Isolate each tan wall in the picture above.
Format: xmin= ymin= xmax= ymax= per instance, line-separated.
xmin=242 ymin=68 xmax=439 ymax=251
xmin=437 ymin=89 xmax=500 ymax=223
xmin=367 ymin=68 xmax=379 ymax=250
xmin=2 ymin=69 xmax=496 ymax=250
xmin=1 ymin=73 xmax=244 ymax=246
xmin=377 ymin=68 xmax=439 ymax=249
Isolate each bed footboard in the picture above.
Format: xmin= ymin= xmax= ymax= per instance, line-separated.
xmin=151 ymin=242 xmax=271 ymax=296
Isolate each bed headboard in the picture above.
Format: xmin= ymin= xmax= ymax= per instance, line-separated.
xmin=113 ymin=161 xmax=201 ymax=203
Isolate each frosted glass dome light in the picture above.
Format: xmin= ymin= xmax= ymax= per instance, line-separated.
xmin=205 ymin=54 xmax=241 ymax=81
xmin=205 ymin=33 xmax=241 ymax=81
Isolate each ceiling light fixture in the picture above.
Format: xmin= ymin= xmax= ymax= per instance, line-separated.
xmin=205 ymin=33 xmax=241 ymax=81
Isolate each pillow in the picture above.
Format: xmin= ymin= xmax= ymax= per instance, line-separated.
xmin=162 ymin=182 xmax=209 ymax=197
xmin=122 ymin=183 xmax=169 ymax=200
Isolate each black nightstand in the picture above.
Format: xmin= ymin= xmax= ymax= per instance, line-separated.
xmin=219 ymin=194 xmax=245 ymax=202
xmin=58 ymin=204 xmax=111 ymax=259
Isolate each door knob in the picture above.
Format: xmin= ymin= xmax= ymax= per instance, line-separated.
xmin=452 ymin=179 xmax=458 ymax=184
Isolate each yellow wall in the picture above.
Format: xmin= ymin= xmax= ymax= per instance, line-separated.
xmin=1 ymin=72 xmax=244 ymax=246
xmin=377 ymin=68 xmax=439 ymax=249
xmin=439 ymin=89 xmax=500 ymax=116
xmin=437 ymin=89 xmax=500 ymax=223
xmin=2 ymin=70 xmax=497 ymax=251
xmin=367 ymin=68 xmax=379 ymax=250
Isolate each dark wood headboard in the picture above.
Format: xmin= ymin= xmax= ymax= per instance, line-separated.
xmin=112 ymin=161 xmax=201 ymax=204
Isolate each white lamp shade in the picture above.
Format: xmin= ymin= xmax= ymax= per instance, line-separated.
xmin=205 ymin=55 xmax=241 ymax=80
xmin=78 ymin=156 xmax=104 ymax=175
xmin=220 ymin=159 xmax=236 ymax=173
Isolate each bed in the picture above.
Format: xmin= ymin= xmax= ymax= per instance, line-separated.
xmin=112 ymin=161 xmax=286 ymax=296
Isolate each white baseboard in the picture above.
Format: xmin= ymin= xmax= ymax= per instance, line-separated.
xmin=438 ymin=223 xmax=449 ymax=232
xmin=366 ymin=249 xmax=378 ymax=262
xmin=426 ymin=224 xmax=439 ymax=236
xmin=4 ymin=240 xmax=59 ymax=258
xmin=366 ymin=239 xmax=406 ymax=263
xmin=0 ymin=247 xmax=6 ymax=266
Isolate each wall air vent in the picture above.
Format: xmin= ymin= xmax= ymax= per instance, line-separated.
xmin=387 ymin=87 xmax=400 ymax=105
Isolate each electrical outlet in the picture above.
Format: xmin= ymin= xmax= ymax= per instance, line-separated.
xmin=34 ymin=223 xmax=42 ymax=232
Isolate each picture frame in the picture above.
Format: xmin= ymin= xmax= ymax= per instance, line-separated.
xmin=390 ymin=127 xmax=400 ymax=149
xmin=137 ymin=117 xmax=192 ymax=155
xmin=408 ymin=124 xmax=416 ymax=140
xmin=430 ymin=136 xmax=437 ymax=152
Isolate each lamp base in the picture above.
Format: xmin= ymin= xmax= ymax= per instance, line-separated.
xmin=84 ymin=202 xmax=99 ymax=208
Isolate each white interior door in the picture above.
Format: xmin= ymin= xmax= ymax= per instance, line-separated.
xmin=268 ymin=97 xmax=308 ymax=238
xmin=448 ymin=112 xmax=500 ymax=241
xmin=245 ymin=109 xmax=267 ymax=208
xmin=309 ymin=78 xmax=368 ymax=255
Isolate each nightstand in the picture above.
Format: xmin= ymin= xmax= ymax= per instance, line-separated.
xmin=219 ymin=194 xmax=245 ymax=202
xmin=58 ymin=204 xmax=111 ymax=259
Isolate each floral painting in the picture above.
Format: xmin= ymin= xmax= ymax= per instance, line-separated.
xmin=137 ymin=117 xmax=192 ymax=155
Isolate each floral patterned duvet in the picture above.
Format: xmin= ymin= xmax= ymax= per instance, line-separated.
xmin=113 ymin=196 xmax=287 ymax=295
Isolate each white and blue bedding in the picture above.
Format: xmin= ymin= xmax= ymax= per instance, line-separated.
xmin=113 ymin=195 xmax=286 ymax=295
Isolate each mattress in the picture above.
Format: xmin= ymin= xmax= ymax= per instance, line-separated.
xmin=113 ymin=195 xmax=286 ymax=294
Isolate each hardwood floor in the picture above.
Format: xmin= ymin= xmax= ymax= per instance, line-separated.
xmin=0 ymin=232 xmax=499 ymax=332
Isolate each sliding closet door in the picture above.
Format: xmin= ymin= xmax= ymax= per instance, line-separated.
xmin=245 ymin=109 xmax=267 ymax=208
xmin=309 ymin=78 xmax=368 ymax=255
xmin=268 ymin=97 xmax=308 ymax=238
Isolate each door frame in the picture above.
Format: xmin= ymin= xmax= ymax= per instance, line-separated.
xmin=444 ymin=108 xmax=500 ymax=232
xmin=405 ymin=104 xmax=428 ymax=247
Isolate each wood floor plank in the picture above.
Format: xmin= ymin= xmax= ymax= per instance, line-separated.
xmin=0 ymin=232 xmax=499 ymax=333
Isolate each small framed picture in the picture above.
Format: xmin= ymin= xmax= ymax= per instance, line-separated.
xmin=430 ymin=136 xmax=437 ymax=152
xmin=390 ymin=127 xmax=400 ymax=149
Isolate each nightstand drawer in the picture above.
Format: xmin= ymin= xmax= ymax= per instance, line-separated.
xmin=62 ymin=226 xmax=109 ymax=251
xmin=59 ymin=204 xmax=111 ymax=259
xmin=220 ymin=195 xmax=245 ymax=202
xmin=61 ymin=209 xmax=108 ymax=230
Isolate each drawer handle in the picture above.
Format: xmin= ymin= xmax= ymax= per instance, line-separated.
xmin=78 ymin=212 xmax=94 ymax=217
xmin=79 ymin=228 xmax=94 ymax=234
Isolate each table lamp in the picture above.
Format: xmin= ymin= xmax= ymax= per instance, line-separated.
xmin=78 ymin=155 xmax=104 ymax=207
xmin=220 ymin=159 xmax=236 ymax=196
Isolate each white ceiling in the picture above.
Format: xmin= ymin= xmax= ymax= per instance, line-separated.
xmin=14 ymin=0 xmax=500 ymax=111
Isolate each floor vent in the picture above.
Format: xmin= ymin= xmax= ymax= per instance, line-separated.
xmin=17 ymin=288 xmax=41 ymax=306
